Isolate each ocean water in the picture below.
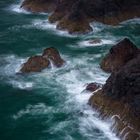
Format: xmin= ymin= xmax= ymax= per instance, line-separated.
xmin=0 ymin=0 xmax=140 ymax=140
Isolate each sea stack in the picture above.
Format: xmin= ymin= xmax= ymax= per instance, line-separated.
xmin=20 ymin=47 xmax=65 ymax=73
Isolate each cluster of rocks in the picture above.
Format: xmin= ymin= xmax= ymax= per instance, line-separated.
xmin=20 ymin=47 xmax=65 ymax=73
xmin=21 ymin=0 xmax=140 ymax=34
xmin=89 ymin=38 xmax=140 ymax=140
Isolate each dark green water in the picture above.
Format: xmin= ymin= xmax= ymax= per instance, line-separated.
xmin=0 ymin=0 xmax=140 ymax=140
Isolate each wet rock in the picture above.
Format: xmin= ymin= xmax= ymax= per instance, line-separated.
xmin=86 ymin=82 xmax=101 ymax=92
xmin=89 ymin=53 xmax=140 ymax=139
xmin=42 ymin=47 xmax=65 ymax=67
xmin=21 ymin=0 xmax=58 ymax=13
xmin=100 ymin=38 xmax=139 ymax=73
xmin=21 ymin=0 xmax=140 ymax=34
xmin=20 ymin=55 xmax=50 ymax=73
xmin=20 ymin=47 xmax=64 ymax=73
xmin=124 ymin=132 xmax=140 ymax=140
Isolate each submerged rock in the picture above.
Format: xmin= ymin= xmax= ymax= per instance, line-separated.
xmin=20 ymin=47 xmax=64 ymax=73
xmin=86 ymin=82 xmax=101 ymax=92
xmin=100 ymin=38 xmax=139 ymax=73
xmin=21 ymin=0 xmax=140 ymax=34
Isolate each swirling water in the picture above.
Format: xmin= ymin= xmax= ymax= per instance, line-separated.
xmin=0 ymin=0 xmax=140 ymax=140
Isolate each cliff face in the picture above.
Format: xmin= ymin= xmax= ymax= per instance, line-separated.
xmin=89 ymin=39 xmax=140 ymax=140
xmin=21 ymin=0 xmax=140 ymax=34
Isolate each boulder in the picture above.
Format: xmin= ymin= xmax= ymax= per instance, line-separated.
xmin=20 ymin=47 xmax=64 ymax=73
xmin=20 ymin=55 xmax=50 ymax=73
xmin=86 ymin=82 xmax=101 ymax=92
xmin=100 ymin=38 xmax=139 ymax=73
xmin=42 ymin=47 xmax=65 ymax=67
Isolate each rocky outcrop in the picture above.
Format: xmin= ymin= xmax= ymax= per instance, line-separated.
xmin=100 ymin=38 xmax=139 ymax=73
xmin=20 ymin=47 xmax=64 ymax=73
xmin=21 ymin=0 xmax=140 ymax=34
xmin=89 ymin=41 xmax=140 ymax=139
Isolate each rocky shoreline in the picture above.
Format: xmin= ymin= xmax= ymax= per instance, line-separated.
xmin=89 ymin=39 xmax=140 ymax=140
xmin=20 ymin=0 xmax=140 ymax=34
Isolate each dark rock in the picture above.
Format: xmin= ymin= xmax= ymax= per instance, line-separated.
xmin=21 ymin=0 xmax=58 ymax=13
xmin=42 ymin=47 xmax=65 ymax=67
xmin=103 ymin=54 xmax=140 ymax=116
xmin=21 ymin=0 xmax=140 ymax=34
xmin=20 ymin=47 xmax=64 ymax=73
xmin=86 ymin=82 xmax=101 ymax=92
xmin=20 ymin=55 xmax=50 ymax=73
xmin=100 ymin=38 xmax=139 ymax=73
xmin=89 ymin=46 xmax=140 ymax=139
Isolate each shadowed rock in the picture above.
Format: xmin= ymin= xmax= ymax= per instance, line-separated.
xmin=21 ymin=0 xmax=140 ymax=34
xmin=100 ymin=38 xmax=139 ymax=73
xmin=89 ymin=54 xmax=140 ymax=139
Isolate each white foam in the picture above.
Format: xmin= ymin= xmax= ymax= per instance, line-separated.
xmin=120 ymin=18 xmax=140 ymax=25
xmin=13 ymin=103 xmax=52 ymax=119
xmin=32 ymin=19 xmax=77 ymax=37
xmin=9 ymin=4 xmax=30 ymax=14
xmin=78 ymin=39 xmax=115 ymax=47
xmin=79 ymin=110 xmax=120 ymax=140
xmin=0 ymin=55 xmax=34 ymax=90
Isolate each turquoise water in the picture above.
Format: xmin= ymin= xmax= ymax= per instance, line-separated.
xmin=0 ymin=0 xmax=140 ymax=140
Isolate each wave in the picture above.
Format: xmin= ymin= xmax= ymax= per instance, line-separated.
xmin=0 ymin=54 xmax=34 ymax=89
xmin=77 ymin=39 xmax=115 ymax=47
xmin=32 ymin=19 xmax=78 ymax=37
xmin=12 ymin=103 xmax=52 ymax=119
xmin=8 ymin=0 xmax=30 ymax=14
xmin=120 ymin=18 xmax=140 ymax=25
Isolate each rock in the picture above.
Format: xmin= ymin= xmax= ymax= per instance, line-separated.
xmin=20 ymin=47 xmax=64 ymax=73
xmin=100 ymin=38 xmax=139 ymax=73
xmin=21 ymin=0 xmax=140 ymax=34
xmin=88 ymin=39 xmax=102 ymax=44
xmin=89 ymin=54 xmax=140 ymax=139
xmin=86 ymin=82 xmax=101 ymax=92
xmin=124 ymin=132 xmax=140 ymax=140
xmin=42 ymin=47 xmax=65 ymax=67
xmin=21 ymin=0 xmax=58 ymax=13
xmin=20 ymin=55 xmax=50 ymax=73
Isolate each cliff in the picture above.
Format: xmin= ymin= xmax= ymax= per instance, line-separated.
xmin=21 ymin=0 xmax=140 ymax=34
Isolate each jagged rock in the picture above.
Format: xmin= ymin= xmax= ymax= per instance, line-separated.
xmin=89 ymin=54 xmax=140 ymax=139
xmin=42 ymin=47 xmax=65 ymax=67
xmin=86 ymin=82 xmax=101 ymax=92
xmin=100 ymin=38 xmax=139 ymax=73
xmin=20 ymin=55 xmax=50 ymax=73
xmin=21 ymin=0 xmax=140 ymax=34
xmin=20 ymin=47 xmax=64 ymax=73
